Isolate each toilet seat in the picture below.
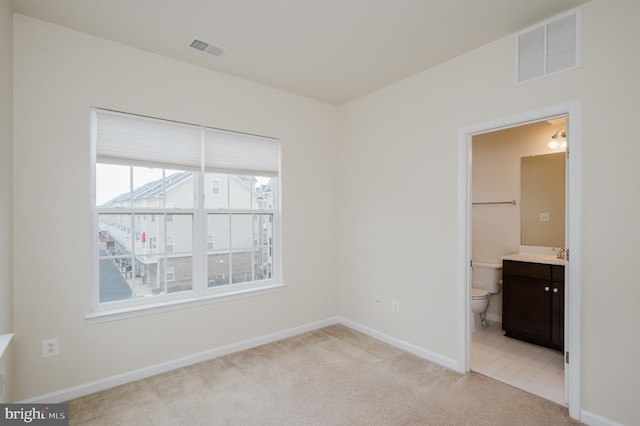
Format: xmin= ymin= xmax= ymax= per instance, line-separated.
xmin=472 ymin=288 xmax=490 ymax=300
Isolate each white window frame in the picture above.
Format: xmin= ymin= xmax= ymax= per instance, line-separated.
xmin=88 ymin=108 xmax=283 ymax=323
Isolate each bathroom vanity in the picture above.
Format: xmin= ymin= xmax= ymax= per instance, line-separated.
xmin=501 ymin=255 xmax=564 ymax=350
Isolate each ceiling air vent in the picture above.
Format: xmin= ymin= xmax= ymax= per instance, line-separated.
xmin=516 ymin=8 xmax=581 ymax=84
xmin=189 ymin=38 xmax=226 ymax=57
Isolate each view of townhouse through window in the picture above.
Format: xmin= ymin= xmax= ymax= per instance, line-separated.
xmin=92 ymin=108 xmax=279 ymax=310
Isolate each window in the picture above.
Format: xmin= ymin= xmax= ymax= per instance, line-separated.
xmin=91 ymin=108 xmax=280 ymax=315
xmin=166 ymin=265 xmax=175 ymax=282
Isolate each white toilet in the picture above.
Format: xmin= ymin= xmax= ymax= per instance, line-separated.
xmin=471 ymin=261 xmax=502 ymax=330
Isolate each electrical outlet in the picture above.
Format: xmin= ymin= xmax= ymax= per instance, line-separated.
xmin=42 ymin=338 xmax=59 ymax=358
xmin=391 ymin=300 xmax=400 ymax=313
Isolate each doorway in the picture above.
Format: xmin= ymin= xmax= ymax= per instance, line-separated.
xmin=456 ymin=101 xmax=582 ymax=420
xmin=471 ymin=119 xmax=566 ymax=405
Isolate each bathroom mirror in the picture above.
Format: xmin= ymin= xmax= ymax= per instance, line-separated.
xmin=521 ymin=152 xmax=565 ymax=247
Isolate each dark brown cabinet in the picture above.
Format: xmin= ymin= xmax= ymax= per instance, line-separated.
xmin=502 ymin=260 xmax=564 ymax=350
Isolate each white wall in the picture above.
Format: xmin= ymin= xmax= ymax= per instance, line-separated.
xmin=337 ymin=1 xmax=640 ymax=424
xmin=12 ymin=14 xmax=339 ymax=401
xmin=0 ymin=0 xmax=14 ymax=404
xmin=0 ymin=0 xmax=13 ymax=336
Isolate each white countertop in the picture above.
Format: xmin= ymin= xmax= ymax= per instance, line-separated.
xmin=502 ymin=253 xmax=565 ymax=266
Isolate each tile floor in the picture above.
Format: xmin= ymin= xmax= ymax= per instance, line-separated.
xmin=471 ymin=320 xmax=566 ymax=406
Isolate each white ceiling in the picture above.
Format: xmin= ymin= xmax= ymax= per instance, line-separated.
xmin=10 ymin=0 xmax=590 ymax=105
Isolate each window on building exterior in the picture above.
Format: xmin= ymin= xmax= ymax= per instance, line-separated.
xmin=166 ymin=265 xmax=175 ymax=282
xmin=91 ymin=108 xmax=280 ymax=315
xmin=166 ymin=235 xmax=175 ymax=253
xmin=212 ymin=179 xmax=221 ymax=195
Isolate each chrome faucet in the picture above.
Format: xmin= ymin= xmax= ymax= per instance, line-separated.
xmin=555 ymin=248 xmax=566 ymax=259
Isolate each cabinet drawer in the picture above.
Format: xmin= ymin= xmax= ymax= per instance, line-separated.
xmin=503 ymin=260 xmax=551 ymax=280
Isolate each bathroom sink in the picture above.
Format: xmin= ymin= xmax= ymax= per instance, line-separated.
xmin=501 ymin=253 xmax=565 ymax=266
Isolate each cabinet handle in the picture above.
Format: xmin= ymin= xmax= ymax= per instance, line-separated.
xmin=553 ymin=288 xmax=558 ymax=293
xmin=545 ymin=286 xmax=550 ymax=292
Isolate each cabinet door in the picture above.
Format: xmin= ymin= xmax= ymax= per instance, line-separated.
xmin=550 ymin=265 xmax=565 ymax=349
xmin=503 ymin=275 xmax=550 ymax=346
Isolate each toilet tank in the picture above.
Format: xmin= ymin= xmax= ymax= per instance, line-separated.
xmin=472 ymin=261 xmax=502 ymax=294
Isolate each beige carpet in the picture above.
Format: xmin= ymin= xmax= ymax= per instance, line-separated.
xmin=68 ymin=325 xmax=581 ymax=425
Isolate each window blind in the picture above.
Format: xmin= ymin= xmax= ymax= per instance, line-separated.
xmin=204 ymin=128 xmax=279 ymax=176
xmin=94 ymin=108 xmax=279 ymax=176
xmin=95 ymin=109 xmax=202 ymax=170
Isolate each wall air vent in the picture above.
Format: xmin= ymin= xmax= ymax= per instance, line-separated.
xmin=516 ymin=8 xmax=581 ymax=84
xmin=189 ymin=38 xmax=226 ymax=57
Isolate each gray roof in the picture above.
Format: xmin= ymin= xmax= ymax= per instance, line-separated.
xmin=103 ymin=172 xmax=269 ymax=206
xmin=104 ymin=171 xmax=193 ymax=206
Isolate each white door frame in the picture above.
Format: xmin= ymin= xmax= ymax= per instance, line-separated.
xmin=456 ymin=101 xmax=582 ymax=420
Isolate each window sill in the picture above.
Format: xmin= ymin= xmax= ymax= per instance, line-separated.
xmin=0 ymin=333 xmax=13 ymax=359
xmin=85 ymin=282 xmax=286 ymax=324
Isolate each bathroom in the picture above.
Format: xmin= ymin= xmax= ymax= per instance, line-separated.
xmin=470 ymin=118 xmax=567 ymax=405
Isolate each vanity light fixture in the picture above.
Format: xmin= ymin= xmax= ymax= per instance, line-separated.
xmin=548 ymin=129 xmax=567 ymax=149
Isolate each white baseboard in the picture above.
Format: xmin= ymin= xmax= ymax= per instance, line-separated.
xmin=19 ymin=317 xmax=339 ymax=403
xmin=26 ymin=315 xmax=624 ymax=426
xmin=336 ymin=317 xmax=459 ymax=371
xmin=485 ymin=312 xmax=502 ymax=323
xmin=21 ymin=316 xmax=459 ymax=403
xmin=580 ymin=410 xmax=623 ymax=426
